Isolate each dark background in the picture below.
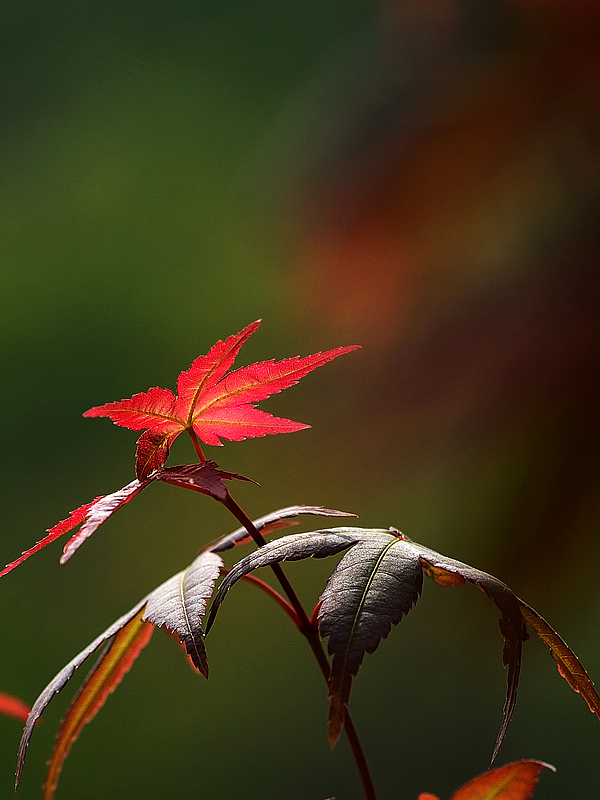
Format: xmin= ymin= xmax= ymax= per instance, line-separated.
xmin=1 ymin=1 xmax=599 ymax=798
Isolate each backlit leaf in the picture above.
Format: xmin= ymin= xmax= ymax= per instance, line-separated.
xmin=42 ymin=609 xmax=153 ymax=800
xmin=1 ymin=462 xmax=253 ymax=576
xmin=450 ymin=759 xmax=554 ymax=800
xmin=84 ymin=320 xmax=358 ymax=476
xmin=518 ymin=599 xmax=600 ymax=719
xmin=16 ymin=599 xmax=148 ymax=789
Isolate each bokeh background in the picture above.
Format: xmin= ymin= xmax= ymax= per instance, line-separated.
xmin=1 ymin=1 xmax=599 ymax=798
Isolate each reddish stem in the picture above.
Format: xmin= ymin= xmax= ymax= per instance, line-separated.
xmin=221 ymin=568 xmax=302 ymax=630
xmin=186 ymin=428 xmax=207 ymax=462
xmin=219 ymin=490 xmax=377 ymax=800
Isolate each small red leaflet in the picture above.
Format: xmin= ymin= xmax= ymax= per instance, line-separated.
xmin=84 ymin=320 xmax=359 ymax=479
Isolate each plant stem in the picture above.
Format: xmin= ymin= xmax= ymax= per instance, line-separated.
xmin=186 ymin=428 xmax=207 ymax=462
xmin=220 ymin=491 xmax=377 ymax=800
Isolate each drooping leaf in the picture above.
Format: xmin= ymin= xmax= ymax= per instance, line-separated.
xmin=142 ymin=550 xmax=224 ymax=676
xmin=318 ymin=530 xmax=423 ymax=746
xmin=17 ymin=510 xmax=330 ymax=792
xmin=0 ymin=692 xmax=30 ymax=722
xmin=518 ymin=599 xmax=600 ymax=719
xmin=205 ymin=504 xmax=357 ymax=554
xmin=16 ymin=598 xmax=148 ymax=789
xmin=205 ymin=527 xmax=532 ymax=758
xmin=205 ymin=530 xmax=361 ymax=634
xmin=42 ymin=608 xmax=153 ymax=800
xmin=449 ymin=759 xmax=554 ymax=800
xmin=411 ymin=540 xmax=529 ymax=764
xmin=83 ymin=320 xmax=359 ymax=476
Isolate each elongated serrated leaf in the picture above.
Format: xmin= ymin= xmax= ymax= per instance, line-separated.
xmin=318 ymin=530 xmax=423 ymax=746
xmin=1 ymin=480 xmax=150 ymax=577
xmin=518 ymin=599 xmax=600 ymax=719
xmin=0 ymin=497 xmax=101 ymax=578
xmin=206 ymin=530 xmax=360 ymax=633
xmin=206 ymin=505 xmax=357 ymax=554
xmin=43 ymin=609 xmax=153 ymax=800
xmin=450 ymin=759 xmax=555 ymax=800
xmin=143 ymin=551 xmax=223 ymax=676
xmin=0 ymin=692 xmax=30 ymax=722
xmin=16 ymin=599 xmax=148 ymax=789
xmin=60 ymin=479 xmax=149 ymax=564
xmin=2 ymin=462 xmax=254 ymax=577
xmin=413 ymin=542 xmax=528 ymax=763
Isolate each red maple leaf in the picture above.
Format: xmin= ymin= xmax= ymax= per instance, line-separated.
xmin=0 ymin=323 xmax=358 ymax=577
xmin=84 ymin=320 xmax=359 ymax=479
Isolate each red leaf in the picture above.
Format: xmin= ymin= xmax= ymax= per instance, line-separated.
xmin=83 ymin=320 xmax=359 ymax=477
xmin=450 ymin=760 xmax=554 ymax=800
xmin=1 ymin=479 xmax=150 ymax=576
xmin=0 ymin=498 xmax=100 ymax=578
xmin=0 ymin=691 xmax=30 ymax=722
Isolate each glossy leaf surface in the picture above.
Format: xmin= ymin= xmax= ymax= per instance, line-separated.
xmin=142 ymin=550 xmax=224 ymax=676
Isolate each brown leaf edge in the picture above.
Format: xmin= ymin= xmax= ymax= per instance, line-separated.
xmin=42 ymin=608 xmax=153 ymax=800
xmin=518 ymin=599 xmax=600 ymax=719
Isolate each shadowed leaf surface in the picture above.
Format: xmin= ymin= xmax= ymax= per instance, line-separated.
xmin=205 ymin=527 xmax=542 ymax=758
xmin=318 ymin=530 xmax=423 ymax=745
xmin=154 ymin=461 xmax=258 ymax=503
xmin=142 ymin=550 xmax=224 ymax=676
xmin=15 ymin=509 xmax=352 ymax=794
xmin=206 ymin=529 xmax=361 ymax=633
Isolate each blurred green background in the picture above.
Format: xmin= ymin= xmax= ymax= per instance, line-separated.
xmin=1 ymin=1 xmax=599 ymax=798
